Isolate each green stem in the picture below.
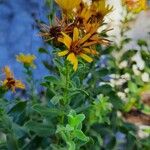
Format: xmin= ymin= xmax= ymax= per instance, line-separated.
xmin=64 ymin=62 xmax=69 ymax=105
xmin=25 ymin=66 xmax=36 ymax=104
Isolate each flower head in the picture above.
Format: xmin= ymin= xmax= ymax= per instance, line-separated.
xmin=58 ymin=27 xmax=99 ymax=71
xmin=75 ymin=0 xmax=112 ymax=26
xmin=90 ymin=0 xmax=113 ymax=23
xmin=16 ymin=53 xmax=36 ymax=68
xmin=39 ymin=18 xmax=75 ymax=44
xmin=122 ymin=0 xmax=147 ymax=13
xmin=39 ymin=23 xmax=61 ymax=42
xmin=55 ymin=0 xmax=81 ymax=12
xmin=2 ymin=66 xmax=25 ymax=92
xmin=39 ymin=0 xmax=112 ymax=71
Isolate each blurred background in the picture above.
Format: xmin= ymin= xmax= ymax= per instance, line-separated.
xmin=0 ymin=0 xmax=51 ymax=80
xmin=0 ymin=0 xmax=150 ymax=80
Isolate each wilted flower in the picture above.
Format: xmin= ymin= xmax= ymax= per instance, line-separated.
xmin=2 ymin=66 xmax=25 ymax=92
xmin=16 ymin=53 xmax=36 ymax=68
xmin=39 ymin=18 xmax=75 ymax=44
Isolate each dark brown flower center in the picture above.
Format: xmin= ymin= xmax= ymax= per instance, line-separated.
xmin=70 ymin=43 xmax=82 ymax=55
xmin=6 ymin=78 xmax=16 ymax=89
xmin=89 ymin=12 xmax=103 ymax=23
xmin=49 ymin=26 xmax=61 ymax=39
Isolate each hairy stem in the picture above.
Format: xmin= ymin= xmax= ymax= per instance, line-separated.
xmin=64 ymin=62 xmax=69 ymax=105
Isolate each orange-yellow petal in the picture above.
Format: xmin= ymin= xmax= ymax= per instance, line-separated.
xmin=78 ymin=33 xmax=91 ymax=45
xmin=83 ymin=41 xmax=98 ymax=47
xmin=55 ymin=0 xmax=81 ymax=11
xmin=67 ymin=53 xmax=78 ymax=71
xmin=15 ymin=80 xmax=25 ymax=89
xmin=58 ymin=50 xmax=69 ymax=56
xmin=58 ymin=37 xmax=64 ymax=43
xmin=83 ymin=48 xmax=99 ymax=55
xmin=61 ymin=32 xmax=72 ymax=48
xmin=3 ymin=66 xmax=14 ymax=78
xmin=79 ymin=53 xmax=93 ymax=63
xmin=73 ymin=27 xmax=79 ymax=42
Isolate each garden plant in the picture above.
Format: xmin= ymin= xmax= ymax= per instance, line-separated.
xmin=0 ymin=0 xmax=150 ymax=150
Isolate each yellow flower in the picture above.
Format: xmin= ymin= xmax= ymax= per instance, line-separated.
xmin=57 ymin=27 xmax=99 ymax=71
xmin=16 ymin=53 xmax=36 ymax=68
xmin=55 ymin=0 xmax=81 ymax=11
xmin=91 ymin=0 xmax=113 ymax=22
xmin=2 ymin=66 xmax=25 ymax=92
xmin=76 ymin=2 xmax=92 ymax=24
xmin=123 ymin=0 xmax=147 ymax=13
xmin=74 ymin=0 xmax=113 ymax=30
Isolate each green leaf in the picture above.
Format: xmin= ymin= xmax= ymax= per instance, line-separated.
xmin=98 ymin=68 xmax=109 ymax=77
xmin=8 ymin=101 xmax=27 ymax=114
xmin=67 ymin=141 xmax=76 ymax=150
xmin=121 ymin=38 xmax=132 ymax=45
xmin=128 ymin=81 xmax=138 ymax=93
xmin=98 ymin=84 xmax=113 ymax=95
xmin=141 ymin=50 xmax=150 ymax=62
xmin=32 ymin=104 xmax=65 ymax=117
xmin=121 ymin=50 xmax=137 ymax=60
xmin=38 ymin=48 xmax=49 ymax=54
xmin=137 ymin=40 xmax=148 ymax=47
xmin=8 ymin=101 xmax=27 ymax=123
xmin=65 ymin=124 xmax=74 ymax=132
xmin=24 ymin=121 xmax=55 ymax=136
xmin=68 ymin=111 xmax=85 ymax=129
xmin=6 ymin=134 xmax=19 ymax=150
xmin=0 ymin=143 xmax=7 ymax=150
xmin=124 ymin=98 xmax=136 ymax=112
xmin=44 ymin=76 xmax=59 ymax=84
xmin=73 ymin=130 xmax=89 ymax=142
xmin=50 ymin=95 xmax=63 ymax=105
xmin=12 ymin=123 xmax=26 ymax=139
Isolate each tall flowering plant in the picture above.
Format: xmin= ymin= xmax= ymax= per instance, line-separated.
xmin=0 ymin=0 xmax=149 ymax=150
xmin=40 ymin=0 xmax=112 ymax=71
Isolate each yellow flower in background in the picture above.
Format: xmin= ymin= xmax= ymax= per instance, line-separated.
xmin=123 ymin=0 xmax=147 ymax=13
xmin=57 ymin=27 xmax=98 ymax=71
xmin=55 ymin=0 xmax=81 ymax=11
xmin=75 ymin=0 xmax=112 ymax=27
xmin=2 ymin=66 xmax=25 ymax=92
xmin=91 ymin=0 xmax=113 ymax=22
xmin=76 ymin=2 xmax=92 ymax=24
xmin=16 ymin=53 xmax=36 ymax=68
